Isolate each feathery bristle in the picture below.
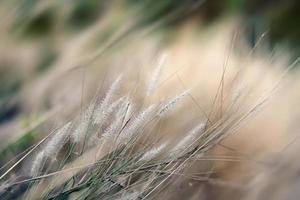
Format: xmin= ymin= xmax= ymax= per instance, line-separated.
xmin=146 ymin=53 xmax=168 ymax=96
xmin=158 ymin=89 xmax=191 ymax=117
xmin=171 ymin=123 xmax=205 ymax=156
xmin=118 ymin=104 xmax=156 ymax=143
xmin=30 ymin=151 xmax=45 ymax=177
xmin=72 ymin=103 xmax=95 ymax=143
xmin=44 ymin=122 xmax=72 ymax=157
xmin=101 ymin=99 xmax=130 ymax=141
xmin=138 ymin=143 xmax=167 ymax=162
xmin=94 ymin=96 xmax=126 ymax=125
xmin=100 ymin=74 xmax=123 ymax=109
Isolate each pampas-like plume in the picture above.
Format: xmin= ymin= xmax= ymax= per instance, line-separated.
xmin=158 ymin=89 xmax=190 ymax=117
xmin=118 ymin=104 xmax=156 ymax=143
xmin=138 ymin=143 xmax=167 ymax=162
xmin=29 ymin=123 xmax=71 ymax=178
xmin=72 ymin=76 xmax=124 ymax=143
xmin=146 ymin=53 xmax=168 ymax=96
xmin=170 ymin=123 xmax=205 ymax=156
xmin=94 ymin=96 xmax=126 ymax=124
xmin=30 ymin=151 xmax=45 ymax=177
xmin=99 ymin=74 xmax=123 ymax=110
xmin=72 ymin=103 xmax=95 ymax=143
xmin=101 ymin=98 xmax=131 ymax=141
xmin=44 ymin=122 xmax=72 ymax=157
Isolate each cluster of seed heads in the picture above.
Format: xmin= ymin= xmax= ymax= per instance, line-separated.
xmin=30 ymin=57 xmax=198 ymax=178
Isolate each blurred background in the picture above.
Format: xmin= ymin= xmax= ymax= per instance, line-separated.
xmin=0 ymin=0 xmax=299 ymax=173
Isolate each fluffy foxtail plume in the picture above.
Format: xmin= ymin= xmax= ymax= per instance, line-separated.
xmin=72 ymin=102 xmax=95 ymax=143
xmin=99 ymin=74 xmax=123 ymax=110
xmin=158 ymin=89 xmax=191 ymax=117
xmin=44 ymin=122 xmax=72 ymax=157
xmin=118 ymin=104 xmax=156 ymax=143
xmin=138 ymin=143 xmax=167 ymax=162
xmin=93 ymin=96 xmax=126 ymax=124
xmin=101 ymin=98 xmax=131 ymax=142
xmin=30 ymin=151 xmax=45 ymax=177
xmin=146 ymin=53 xmax=168 ymax=96
xmin=170 ymin=123 xmax=205 ymax=157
